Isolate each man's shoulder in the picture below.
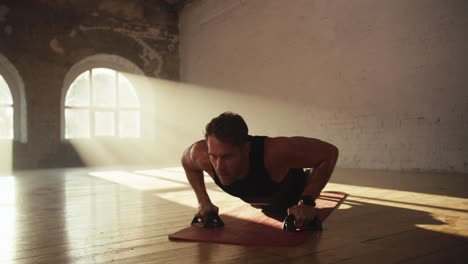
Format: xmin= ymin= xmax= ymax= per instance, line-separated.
xmin=263 ymin=137 xmax=295 ymax=181
xmin=263 ymin=136 xmax=292 ymax=161
xmin=263 ymin=136 xmax=310 ymax=162
xmin=264 ymin=136 xmax=291 ymax=150
xmin=187 ymin=140 xmax=211 ymax=170
xmin=191 ymin=139 xmax=208 ymax=152
xmin=264 ymin=136 xmax=317 ymax=148
xmin=188 ymin=140 xmax=209 ymax=160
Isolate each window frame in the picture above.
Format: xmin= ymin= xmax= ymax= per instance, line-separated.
xmin=0 ymin=53 xmax=27 ymax=143
xmin=61 ymin=54 xmax=148 ymax=141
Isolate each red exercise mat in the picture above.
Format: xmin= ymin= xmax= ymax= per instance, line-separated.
xmin=168 ymin=191 xmax=348 ymax=247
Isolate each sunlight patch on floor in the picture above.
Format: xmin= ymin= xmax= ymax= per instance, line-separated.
xmin=88 ymin=170 xmax=187 ymax=191
xmin=135 ymin=167 xmax=214 ymax=183
xmin=134 ymin=168 xmax=189 ymax=183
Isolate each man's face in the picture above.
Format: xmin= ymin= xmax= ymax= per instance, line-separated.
xmin=207 ymin=135 xmax=249 ymax=185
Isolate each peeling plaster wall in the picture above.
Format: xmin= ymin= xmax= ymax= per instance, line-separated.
xmin=179 ymin=0 xmax=468 ymax=172
xmin=0 ymin=0 xmax=179 ymax=169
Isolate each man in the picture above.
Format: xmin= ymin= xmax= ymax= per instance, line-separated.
xmin=181 ymin=112 xmax=339 ymax=229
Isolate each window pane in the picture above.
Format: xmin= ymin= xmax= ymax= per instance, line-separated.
xmin=92 ymin=68 xmax=116 ymax=108
xmin=0 ymin=107 xmax=13 ymax=139
xmin=65 ymin=71 xmax=90 ymax=107
xmin=118 ymin=73 xmax=139 ymax=108
xmin=65 ymin=109 xmax=90 ymax=138
xmin=119 ymin=110 xmax=140 ymax=138
xmin=95 ymin=111 xmax=115 ymax=136
xmin=0 ymin=75 xmax=13 ymax=105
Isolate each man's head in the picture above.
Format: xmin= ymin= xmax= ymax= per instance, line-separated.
xmin=204 ymin=112 xmax=249 ymax=145
xmin=204 ymin=112 xmax=250 ymax=184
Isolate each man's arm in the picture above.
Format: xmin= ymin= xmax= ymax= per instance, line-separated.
xmin=181 ymin=142 xmax=218 ymax=216
xmin=266 ymin=137 xmax=339 ymax=227
xmin=266 ymin=136 xmax=338 ymax=199
xmin=296 ymin=138 xmax=338 ymax=200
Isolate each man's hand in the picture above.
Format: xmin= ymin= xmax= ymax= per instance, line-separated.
xmin=197 ymin=202 xmax=219 ymax=218
xmin=287 ymin=201 xmax=317 ymax=229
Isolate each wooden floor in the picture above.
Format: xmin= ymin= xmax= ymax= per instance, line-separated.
xmin=0 ymin=167 xmax=467 ymax=263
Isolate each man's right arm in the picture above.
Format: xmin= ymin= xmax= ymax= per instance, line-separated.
xmin=181 ymin=142 xmax=218 ymax=216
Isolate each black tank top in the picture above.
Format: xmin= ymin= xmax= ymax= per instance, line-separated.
xmin=212 ymin=135 xmax=306 ymax=204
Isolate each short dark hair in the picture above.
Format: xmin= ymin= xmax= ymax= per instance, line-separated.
xmin=204 ymin=112 xmax=249 ymax=145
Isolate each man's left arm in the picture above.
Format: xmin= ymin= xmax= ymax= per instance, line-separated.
xmin=269 ymin=136 xmax=339 ymax=197
xmin=267 ymin=137 xmax=339 ymax=228
xmin=301 ymin=142 xmax=339 ymax=201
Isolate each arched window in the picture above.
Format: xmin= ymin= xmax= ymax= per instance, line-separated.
xmin=0 ymin=53 xmax=27 ymax=142
xmin=0 ymin=75 xmax=13 ymax=139
xmin=62 ymin=54 xmax=148 ymax=140
xmin=64 ymin=68 xmax=141 ymax=139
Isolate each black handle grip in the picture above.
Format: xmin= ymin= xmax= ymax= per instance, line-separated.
xmin=191 ymin=212 xmax=224 ymax=228
xmin=282 ymin=215 xmax=323 ymax=232
xmin=282 ymin=215 xmax=297 ymax=232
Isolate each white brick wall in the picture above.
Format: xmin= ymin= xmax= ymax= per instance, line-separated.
xmin=178 ymin=0 xmax=468 ymax=172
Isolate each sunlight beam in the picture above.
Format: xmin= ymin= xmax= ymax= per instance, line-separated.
xmin=68 ymin=72 xmax=328 ymax=169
